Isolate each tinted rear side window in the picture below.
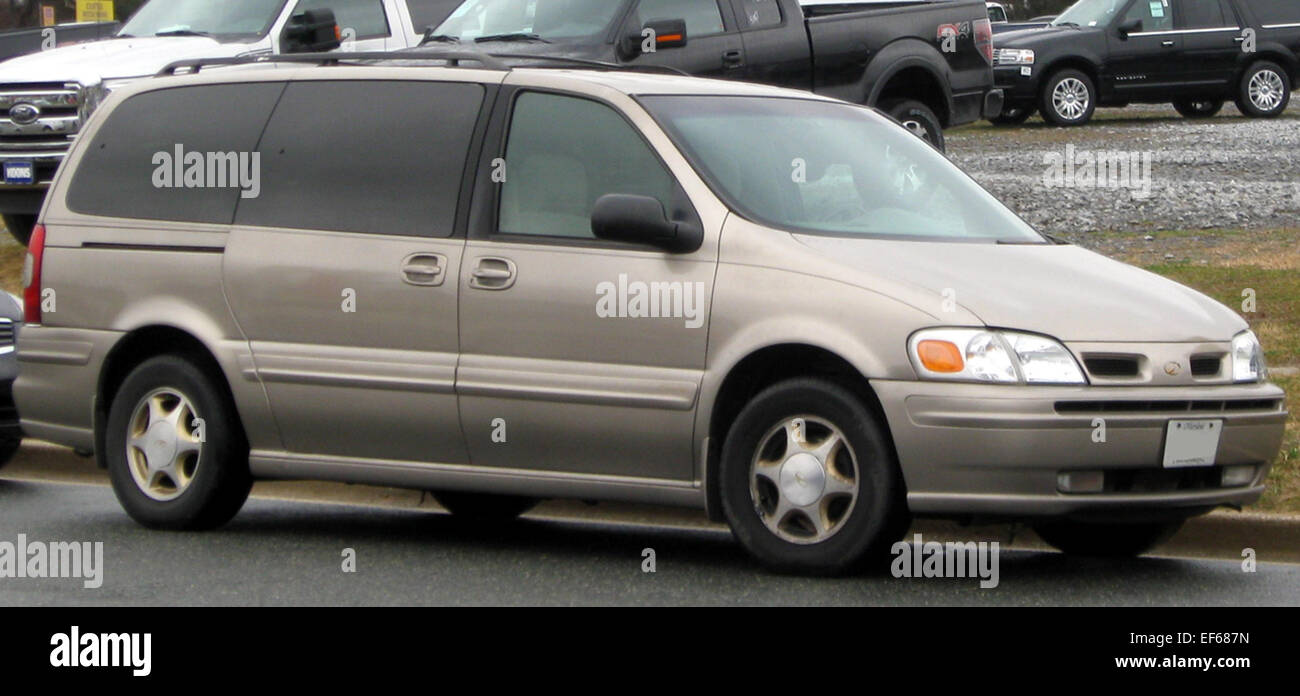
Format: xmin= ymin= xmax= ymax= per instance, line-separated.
xmin=67 ymin=83 xmax=285 ymax=224
xmin=1181 ymin=0 xmax=1226 ymax=28
xmin=236 ymin=80 xmax=484 ymax=238
xmin=1243 ymin=0 xmax=1300 ymax=25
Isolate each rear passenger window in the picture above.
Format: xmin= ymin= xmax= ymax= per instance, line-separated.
xmin=738 ymin=0 xmax=782 ymax=28
xmin=1180 ymin=0 xmax=1227 ymax=28
xmin=66 ymin=83 xmax=285 ymax=224
xmin=291 ymin=0 xmax=391 ymax=38
xmin=636 ymin=0 xmax=726 ymax=37
xmin=236 ymin=80 xmax=483 ymax=238
xmin=1243 ymin=0 xmax=1300 ymax=25
xmin=499 ymin=92 xmax=676 ymax=239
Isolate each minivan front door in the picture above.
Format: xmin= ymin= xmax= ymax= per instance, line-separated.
xmin=456 ymin=89 xmax=716 ymax=483
xmin=223 ymin=79 xmax=487 ymax=466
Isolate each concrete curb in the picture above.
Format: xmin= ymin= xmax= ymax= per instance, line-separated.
xmin=4 ymin=441 xmax=1297 ymax=564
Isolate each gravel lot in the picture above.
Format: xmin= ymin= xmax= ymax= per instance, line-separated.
xmin=948 ymin=103 xmax=1300 ymax=241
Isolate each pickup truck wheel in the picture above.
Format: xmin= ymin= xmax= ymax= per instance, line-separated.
xmin=432 ymin=491 xmax=538 ymax=521
xmin=989 ymin=106 xmax=1034 ymax=125
xmin=1040 ymin=69 xmax=1096 ymax=126
xmin=719 ymin=378 xmax=909 ymax=575
xmin=105 ymin=355 xmax=251 ymax=530
xmin=1172 ymin=99 xmax=1224 ymax=118
xmin=1 ymin=214 xmax=35 ymax=247
xmin=881 ymin=99 xmax=945 ymax=153
xmin=1033 ymin=519 xmax=1184 ymax=557
xmin=1236 ymin=61 xmax=1290 ymax=117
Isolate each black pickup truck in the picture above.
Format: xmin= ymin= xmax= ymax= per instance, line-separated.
xmin=420 ymin=0 xmax=1003 ymax=151
xmin=991 ymin=0 xmax=1299 ymax=126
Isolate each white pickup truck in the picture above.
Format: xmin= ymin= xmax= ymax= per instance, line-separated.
xmin=0 ymin=0 xmax=460 ymax=244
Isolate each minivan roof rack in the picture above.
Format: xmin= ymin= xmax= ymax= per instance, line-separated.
xmin=156 ymin=50 xmax=689 ymax=78
xmin=156 ymin=50 xmax=511 ymax=77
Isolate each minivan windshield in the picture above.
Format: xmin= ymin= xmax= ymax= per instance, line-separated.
xmin=1051 ymin=0 xmax=1127 ymax=27
xmin=432 ymin=0 xmax=628 ymax=42
xmin=641 ymin=96 xmax=1045 ymax=243
xmin=119 ymin=0 xmax=289 ymax=40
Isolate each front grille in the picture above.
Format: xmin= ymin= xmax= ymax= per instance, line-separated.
xmin=1083 ymin=355 xmax=1141 ymax=378
xmin=0 ymin=318 xmax=12 ymax=349
xmin=0 ymin=82 xmax=82 ymax=181
xmin=1191 ymin=355 xmax=1223 ymax=377
xmin=1055 ymin=398 xmax=1283 ymax=414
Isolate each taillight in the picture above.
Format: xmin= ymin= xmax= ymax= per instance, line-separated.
xmin=975 ymin=18 xmax=994 ymax=65
xmin=22 ymin=223 xmax=44 ymax=325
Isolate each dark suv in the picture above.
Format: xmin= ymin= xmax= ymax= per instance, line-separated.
xmin=991 ymin=0 xmax=1298 ymax=125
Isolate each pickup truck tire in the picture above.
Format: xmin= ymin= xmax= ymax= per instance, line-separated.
xmin=1033 ymin=519 xmax=1184 ymax=557
xmin=2 ymin=214 xmax=35 ymax=247
xmin=432 ymin=491 xmax=538 ymax=521
xmin=1039 ymin=69 xmax=1096 ymax=126
xmin=1236 ymin=61 xmax=1291 ymax=118
xmin=719 ymin=378 xmax=909 ymax=576
xmin=881 ymin=99 xmax=945 ymax=152
xmin=989 ymin=106 xmax=1035 ymax=125
xmin=1172 ymin=99 xmax=1224 ymax=118
xmin=105 ymin=355 xmax=252 ymax=530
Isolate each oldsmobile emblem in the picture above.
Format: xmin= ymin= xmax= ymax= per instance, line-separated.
xmin=1163 ymin=361 xmax=1182 ymax=376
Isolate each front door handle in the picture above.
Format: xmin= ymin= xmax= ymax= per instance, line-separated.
xmin=723 ymin=49 xmax=744 ymax=69
xmin=400 ymin=253 xmax=447 ymax=286
xmin=469 ymin=256 xmax=517 ymax=290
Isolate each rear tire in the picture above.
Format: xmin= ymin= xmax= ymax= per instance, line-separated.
xmin=1235 ymin=61 xmax=1290 ymax=117
xmin=719 ymin=378 xmax=909 ymax=575
xmin=1172 ymin=99 xmax=1224 ymax=118
xmin=1033 ymin=519 xmax=1184 ymax=557
xmin=105 ymin=355 xmax=251 ymax=530
xmin=989 ymin=106 xmax=1034 ymax=125
xmin=2 ymin=214 xmax=35 ymax=247
xmin=1039 ymin=69 xmax=1096 ymax=126
xmin=432 ymin=491 xmax=538 ymax=521
xmin=880 ymin=99 xmax=946 ymax=153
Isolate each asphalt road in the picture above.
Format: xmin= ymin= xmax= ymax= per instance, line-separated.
xmin=2 ymin=476 xmax=1298 ymax=606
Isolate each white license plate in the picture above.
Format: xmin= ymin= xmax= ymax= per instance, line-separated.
xmin=3 ymin=161 xmax=34 ymax=185
xmin=1162 ymin=419 xmax=1222 ymax=468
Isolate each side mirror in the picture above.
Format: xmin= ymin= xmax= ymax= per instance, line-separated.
xmin=591 ymin=194 xmax=701 ymax=253
xmin=1117 ymin=18 xmax=1141 ymax=38
xmin=282 ymin=8 xmax=342 ymax=54
xmin=619 ymin=18 xmax=688 ymax=58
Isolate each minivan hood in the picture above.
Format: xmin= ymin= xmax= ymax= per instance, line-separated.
xmin=0 ymin=37 xmax=253 ymax=85
xmin=795 ymin=236 xmax=1245 ymax=342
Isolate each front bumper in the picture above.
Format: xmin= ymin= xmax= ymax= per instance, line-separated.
xmin=992 ymin=65 xmax=1040 ymax=107
xmin=872 ymin=379 xmax=1288 ymax=520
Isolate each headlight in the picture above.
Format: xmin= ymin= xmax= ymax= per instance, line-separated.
xmin=909 ymin=328 xmax=1086 ymax=384
xmin=996 ymin=48 xmax=1035 ymax=65
xmin=1231 ymin=330 xmax=1266 ymax=383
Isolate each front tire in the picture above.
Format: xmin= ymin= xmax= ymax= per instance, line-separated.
xmin=989 ymin=105 xmax=1035 ymax=125
xmin=2 ymin=214 xmax=35 ymax=247
xmin=1236 ymin=61 xmax=1290 ymax=117
xmin=1172 ymin=99 xmax=1224 ymax=118
xmin=881 ymin=99 xmax=946 ymax=153
xmin=1040 ymin=69 xmax=1096 ymax=126
xmin=105 ymin=355 xmax=251 ymax=530
xmin=1033 ymin=519 xmax=1184 ymax=557
xmin=719 ymin=378 xmax=908 ymax=575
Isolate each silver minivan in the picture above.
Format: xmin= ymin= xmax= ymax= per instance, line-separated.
xmin=15 ymin=56 xmax=1287 ymax=574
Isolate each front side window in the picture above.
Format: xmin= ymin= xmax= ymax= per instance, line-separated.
xmin=499 ymin=92 xmax=676 ymax=239
xmin=434 ymin=0 xmax=629 ymax=41
xmin=1051 ymin=0 xmax=1128 ymax=27
xmin=119 ymin=0 xmax=289 ymax=40
xmin=738 ymin=0 xmax=782 ymax=28
xmin=642 ymin=95 xmax=1044 ymax=243
xmin=292 ymin=0 xmax=390 ymax=38
xmin=1121 ymin=0 xmax=1175 ymax=32
xmin=635 ymin=0 xmax=726 ymax=36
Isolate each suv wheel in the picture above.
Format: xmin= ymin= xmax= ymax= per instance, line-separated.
xmin=1236 ymin=61 xmax=1290 ymax=117
xmin=989 ymin=106 xmax=1035 ymax=126
xmin=1172 ymin=99 xmax=1224 ymax=118
xmin=2 ymin=214 xmax=35 ymax=246
xmin=880 ymin=99 xmax=946 ymax=153
xmin=1040 ymin=69 xmax=1096 ymax=126
xmin=105 ymin=355 xmax=251 ymax=530
xmin=432 ymin=491 xmax=538 ymax=521
xmin=719 ymin=378 xmax=909 ymax=575
xmin=1033 ymin=519 xmax=1184 ymax=557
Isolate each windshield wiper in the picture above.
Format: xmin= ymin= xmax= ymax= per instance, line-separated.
xmin=155 ymin=29 xmax=213 ymax=38
xmin=474 ymin=32 xmax=551 ymax=44
xmin=420 ymin=33 xmax=460 ymax=46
